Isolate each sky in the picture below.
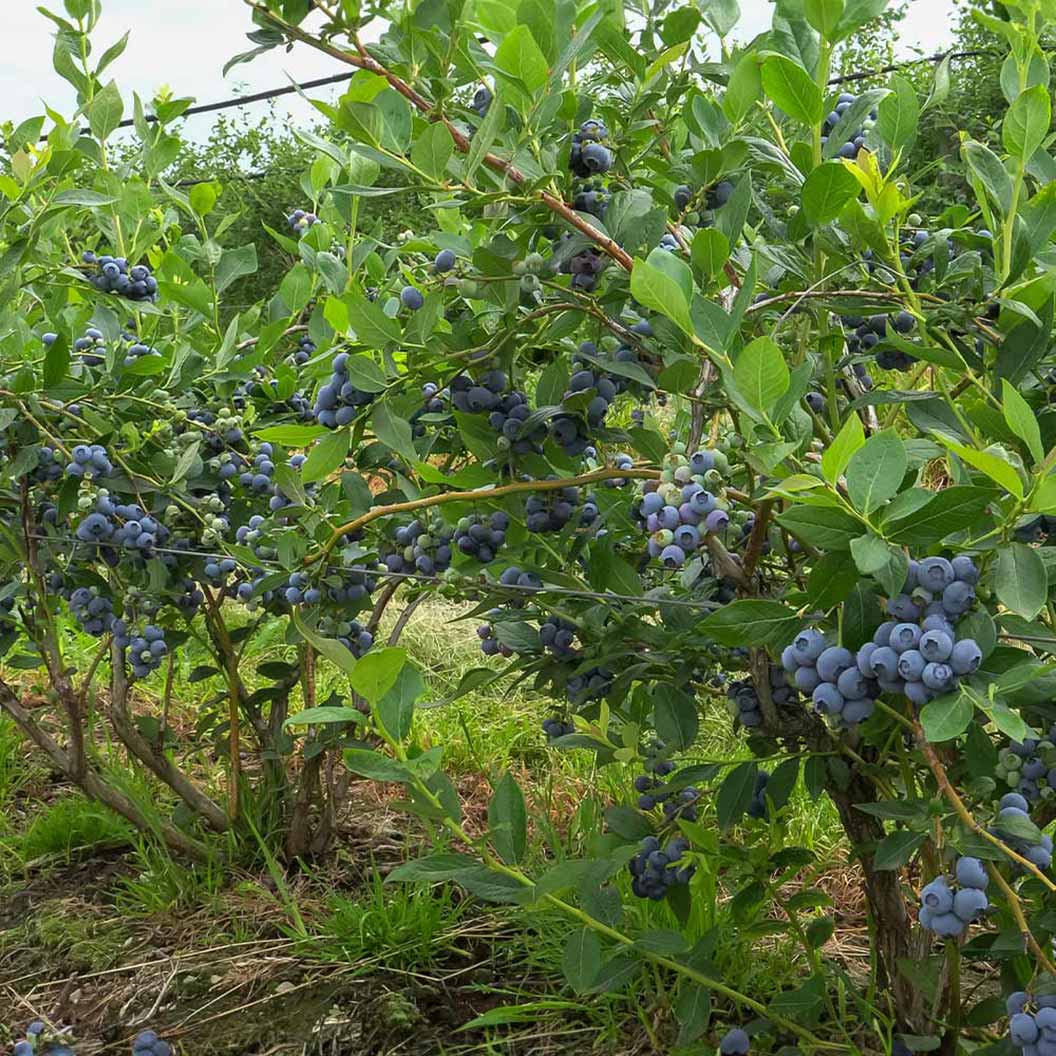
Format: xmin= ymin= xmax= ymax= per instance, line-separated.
xmin=2 ymin=0 xmax=960 ymax=134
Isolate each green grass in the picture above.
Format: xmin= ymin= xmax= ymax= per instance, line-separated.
xmin=20 ymin=795 xmax=134 ymax=861
xmin=309 ymin=868 xmax=471 ymax=968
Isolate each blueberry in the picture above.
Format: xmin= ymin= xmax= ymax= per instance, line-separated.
xmin=400 ymin=285 xmax=425 ymax=310
xmin=955 ymin=856 xmax=988 ymax=890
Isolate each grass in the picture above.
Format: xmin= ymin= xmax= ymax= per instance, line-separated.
xmin=0 ymin=595 xmax=856 ymax=1053
xmin=19 ymin=795 xmax=133 ymax=861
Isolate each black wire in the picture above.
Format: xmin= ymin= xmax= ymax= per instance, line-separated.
xmin=40 ymin=72 xmax=356 ymax=142
xmin=32 ymin=43 xmax=994 ymax=149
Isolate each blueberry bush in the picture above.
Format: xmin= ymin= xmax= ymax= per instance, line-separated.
xmin=6 ymin=0 xmax=1056 ymax=1048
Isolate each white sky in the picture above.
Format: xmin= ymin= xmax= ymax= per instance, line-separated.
xmin=2 ymin=0 xmax=959 ymax=133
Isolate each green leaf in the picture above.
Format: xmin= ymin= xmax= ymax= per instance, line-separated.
xmin=801 ymin=162 xmax=860 ymax=224
xmin=216 ymin=245 xmax=258 ymax=294
xmin=495 ymin=24 xmax=549 ymax=93
xmin=1001 ymin=379 xmax=1043 ymax=465
xmin=342 ymin=354 xmax=388 ymax=393
xmin=941 ymin=439 xmax=1024 ymax=498
xmin=873 ymin=830 xmax=927 ymax=870
xmin=410 ymin=121 xmax=454 ymax=181
xmin=350 ymin=647 xmax=407 ymax=703
xmin=387 ymin=852 xmax=480 ymax=882
xmin=920 ymin=688 xmax=975 ymax=742
xmin=845 ymin=431 xmax=907 ymax=514
xmin=488 ymin=773 xmax=528 ymax=864
xmin=778 ymin=505 xmax=864 ymax=550
xmin=344 ymin=292 xmax=402 ymax=347
xmin=301 ymin=429 xmax=349 ymax=484
xmin=963 ymin=141 xmax=1012 ymax=217
xmin=653 ymin=687 xmax=699 ymax=751
xmin=372 ymin=400 xmax=417 ymax=462
xmin=733 ymin=336 xmax=789 ymax=413
xmin=876 ymin=75 xmax=919 ymax=150
xmin=87 ymin=80 xmax=124 ymax=140
xmin=343 ymin=747 xmax=413 ymax=783
xmin=884 ymin=486 xmax=997 ymax=546
xmin=284 ymin=706 xmax=364 ymax=727
xmin=254 ymin=424 xmax=328 ymax=446
xmin=761 ymin=54 xmax=824 ymax=124
xmin=821 ymin=412 xmax=865 ymax=482
xmin=630 ymin=253 xmax=693 ymax=336
xmin=690 ymin=227 xmax=730 ymax=280
xmin=377 ymin=663 xmax=425 ymax=742
xmin=465 ymin=85 xmax=505 ymax=185
xmin=1003 ymin=84 xmax=1051 ymax=161
xmin=995 ymin=542 xmax=1048 ymax=619
xmin=562 ymin=928 xmax=602 ymax=992
xmin=717 ymin=762 xmax=758 ymax=829
xmin=675 ymin=983 xmax=711 ymax=1045
xmin=804 ymin=0 xmax=845 ymax=37
xmin=42 ymin=333 xmax=69 ymax=389
xmin=700 ymin=599 xmax=802 ymax=649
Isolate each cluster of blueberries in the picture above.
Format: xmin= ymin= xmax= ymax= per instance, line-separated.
xmin=635 ymin=449 xmax=731 ymax=568
xmin=293 ymin=334 xmax=316 ymax=365
xmin=539 ymin=615 xmax=577 ymax=657
xmin=453 ymin=511 xmax=509 ymax=563
xmin=74 ymin=496 xmax=171 ymax=560
xmin=65 ymin=585 xmax=118 ymax=637
xmin=43 ymin=328 xmax=105 ymax=367
xmin=996 ymin=725 xmax=1056 ymax=802
xmin=525 ymin=483 xmax=582 ymax=533
xmin=556 ymin=236 xmax=606 ymax=292
xmin=66 ymin=443 xmax=114 ymax=481
xmin=411 ymin=382 xmax=448 ymax=438
xmin=660 ymin=181 xmax=735 ymax=250
xmin=31 ymin=447 xmax=65 ymax=484
xmin=550 ymin=366 xmax=618 ymax=456
xmin=747 ymin=771 xmax=770 ymax=820
xmin=841 ymin=311 xmax=918 ymax=371
xmin=319 ymin=616 xmax=375 ymax=658
xmin=1016 ymin=514 xmax=1056 ymax=544
xmin=821 ymin=92 xmax=875 ymax=158
xmin=236 ymin=443 xmax=277 ymax=493
xmin=569 ymin=119 xmax=613 ymax=178
xmin=918 ymin=856 xmax=990 ymax=938
xmin=82 ymin=251 xmax=159 ymax=302
xmin=994 ymin=791 xmax=1054 ymax=870
xmin=113 ymin=622 xmax=169 ymax=679
xmin=477 ymin=614 xmax=513 ymax=658
xmin=567 ymin=665 xmax=614 ymax=704
xmin=470 ymin=86 xmax=492 ymax=118
xmin=382 ymin=517 xmax=454 ymax=576
xmin=287 ymin=208 xmax=319 ymax=235
xmin=449 ymin=371 xmax=550 ymax=457
xmin=725 ymin=667 xmax=798 ymax=729
xmin=1006 ymin=990 xmax=1056 ymax=1055
xmin=573 ymin=180 xmax=609 ymax=220
xmin=784 ymin=556 xmax=983 ymax=720
xmin=634 ymin=755 xmax=701 ymax=821
xmin=313 ymin=351 xmax=378 ymax=428
xmin=13 ymin=1026 xmax=173 ymax=1056
xmin=541 ymin=715 xmax=576 ymax=740
xmin=628 ymin=834 xmax=693 ymax=900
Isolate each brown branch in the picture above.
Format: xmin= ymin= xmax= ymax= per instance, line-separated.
xmin=366 ymin=578 xmax=401 ymax=637
xmin=0 ymin=678 xmax=209 ymax=861
xmin=246 ymin=2 xmax=634 ymax=271
xmin=389 ymin=595 xmax=425 ymax=646
xmin=916 ymin=723 xmax=1056 ymax=892
xmin=742 ymin=500 xmax=774 ymax=580
xmin=312 ymin=467 xmax=662 ymax=563
xmin=106 ymin=641 xmax=229 ymax=833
